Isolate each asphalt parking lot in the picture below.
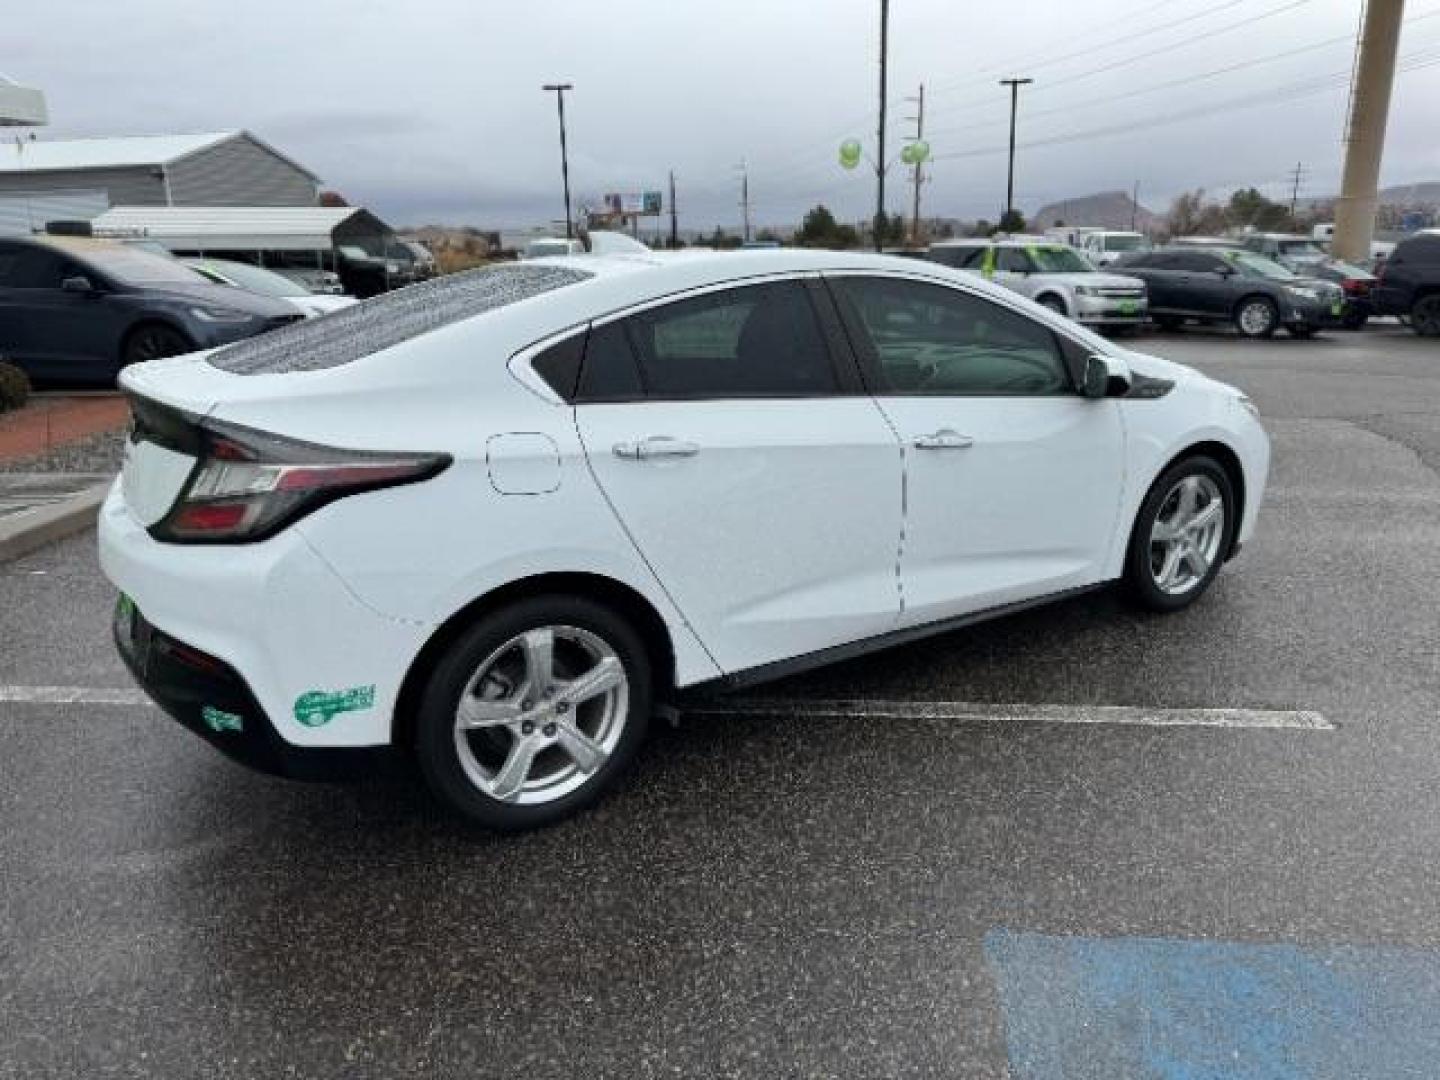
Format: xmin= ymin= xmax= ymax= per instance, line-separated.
xmin=2 ymin=324 xmax=1439 ymax=1078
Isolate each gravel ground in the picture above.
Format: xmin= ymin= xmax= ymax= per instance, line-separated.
xmin=0 ymin=429 xmax=126 ymax=475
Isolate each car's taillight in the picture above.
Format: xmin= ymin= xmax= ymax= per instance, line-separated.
xmin=151 ymin=420 xmax=450 ymax=544
xmin=1341 ymin=277 xmax=1370 ymax=295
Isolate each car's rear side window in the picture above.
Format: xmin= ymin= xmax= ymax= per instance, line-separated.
xmin=208 ymin=263 xmax=592 ymax=375
xmin=593 ymin=281 xmax=839 ymax=400
xmin=577 ymin=322 xmax=644 ymax=401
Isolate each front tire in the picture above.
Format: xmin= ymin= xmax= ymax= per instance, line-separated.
xmin=122 ymin=323 xmax=194 ymax=367
xmin=414 ymin=596 xmax=652 ymax=830
xmin=1234 ymin=296 xmax=1279 ymax=338
xmin=1124 ymin=456 xmax=1237 ymax=613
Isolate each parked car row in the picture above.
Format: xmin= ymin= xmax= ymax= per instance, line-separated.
xmin=0 ymin=236 xmax=308 ymax=384
xmin=925 ymin=239 xmax=1148 ymax=331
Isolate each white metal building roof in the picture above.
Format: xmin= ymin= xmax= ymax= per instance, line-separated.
xmin=0 ymin=75 xmax=47 ymax=127
xmin=90 ymin=205 xmax=383 ymax=251
xmin=0 ymin=130 xmax=319 ymax=180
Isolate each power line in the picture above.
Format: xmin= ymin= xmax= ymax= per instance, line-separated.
xmin=930 ymin=43 xmax=1440 ymax=164
xmin=923 ymin=10 xmax=1440 ymax=142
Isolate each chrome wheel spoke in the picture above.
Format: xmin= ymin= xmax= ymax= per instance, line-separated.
xmin=521 ymin=628 xmax=556 ymax=696
xmin=491 ymin=736 xmax=542 ymax=802
xmin=1184 ymin=544 xmax=1211 ymax=578
xmin=559 ymin=656 xmax=624 ymax=708
xmin=1156 ymin=544 xmax=1184 ymax=589
xmin=1188 ymin=500 xmax=1222 ymax=533
xmin=555 ymin=721 xmax=607 ymax=773
xmin=458 ymin=695 xmax=524 ymax=729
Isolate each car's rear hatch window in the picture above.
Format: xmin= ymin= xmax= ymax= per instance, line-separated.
xmin=206 ymin=263 xmax=592 ymax=376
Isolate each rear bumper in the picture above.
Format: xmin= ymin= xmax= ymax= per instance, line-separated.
xmin=98 ymin=482 xmax=430 ymax=757
xmin=113 ymin=597 xmax=390 ymax=780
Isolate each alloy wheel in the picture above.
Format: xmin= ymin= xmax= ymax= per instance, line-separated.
xmin=1237 ymin=300 xmax=1275 ymax=337
xmin=1148 ymin=474 xmax=1226 ymax=596
xmin=453 ymin=625 xmax=629 ymax=805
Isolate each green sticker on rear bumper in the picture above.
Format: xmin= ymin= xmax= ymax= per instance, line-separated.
xmin=202 ymin=706 xmax=243 ymax=734
xmin=294 ymin=685 xmax=376 ymax=727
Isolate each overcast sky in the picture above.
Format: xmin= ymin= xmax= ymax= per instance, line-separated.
xmin=8 ymin=0 xmax=1440 ymax=231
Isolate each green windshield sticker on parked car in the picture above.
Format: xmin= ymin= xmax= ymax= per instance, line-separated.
xmin=293 ymin=685 xmax=376 ymax=727
xmin=201 ymin=706 xmax=243 ymax=734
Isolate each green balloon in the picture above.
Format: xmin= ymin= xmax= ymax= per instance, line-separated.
xmin=901 ymin=140 xmax=931 ymax=165
xmin=839 ymin=139 xmax=862 ymax=170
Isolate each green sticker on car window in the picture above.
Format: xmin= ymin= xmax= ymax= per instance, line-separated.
xmin=202 ymin=706 xmax=243 ymax=734
xmin=294 ymin=685 xmax=376 ymax=727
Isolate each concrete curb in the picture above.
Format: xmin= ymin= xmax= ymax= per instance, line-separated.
xmin=0 ymin=482 xmax=110 ymax=564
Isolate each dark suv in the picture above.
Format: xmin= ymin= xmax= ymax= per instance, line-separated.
xmin=1114 ymin=248 xmax=1344 ymax=338
xmin=0 ymin=236 xmax=301 ymax=385
xmin=1370 ymin=231 xmax=1440 ymax=336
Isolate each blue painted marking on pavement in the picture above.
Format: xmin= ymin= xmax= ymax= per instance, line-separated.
xmin=984 ymin=930 xmax=1440 ymax=1079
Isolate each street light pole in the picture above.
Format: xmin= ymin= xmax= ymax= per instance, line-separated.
xmin=875 ymin=0 xmax=889 ymax=252
xmin=542 ymin=83 xmax=574 ymax=239
xmin=999 ymin=77 xmax=1032 ymax=225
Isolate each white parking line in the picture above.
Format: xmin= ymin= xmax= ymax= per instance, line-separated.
xmin=0 ymin=685 xmax=152 ymax=707
xmin=686 ymin=699 xmax=1334 ymax=731
xmin=0 ymin=687 xmax=1334 ymax=732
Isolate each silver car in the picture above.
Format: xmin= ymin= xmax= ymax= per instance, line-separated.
xmin=925 ymin=240 xmax=1148 ymax=330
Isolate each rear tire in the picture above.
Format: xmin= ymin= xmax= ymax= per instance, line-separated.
xmin=414 ymin=595 xmax=652 ymax=830
xmin=1412 ymin=294 xmax=1440 ymax=337
xmin=1124 ymin=455 xmax=1237 ymax=613
xmin=1234 ymin=297 xmax=1278 ymax=338
xmin=1341 ymin=309 xmax=1369 ymax=330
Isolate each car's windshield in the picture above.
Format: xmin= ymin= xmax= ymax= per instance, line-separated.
xmin=1226 ymin=251 xmax=1299 ymax=280
xmin=1277 ymin=239 xmax=1327 ymax=257
xmin=80 ymin=246 xmax=211 ymax=286
xmin=1028 ymin=246 xmax=1095 ymax=273
xmin=1104 ymin=234 xmax=1147 ymax=251
xmin=194 ymin=260 xmax=306 ymax=298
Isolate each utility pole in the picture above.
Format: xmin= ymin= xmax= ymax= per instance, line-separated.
xmin=542 ymin=83 xmax=574 ymax=239
xmin=905 ymin=83 xmax=926 ymax=247
xmin=1131 ymin=180 xmax=1140 ymax=232
xmin=737 ymin=159 xmax=752 ymax=242
xmin=1333 ymin=0 xmax=1405 ymax=262
xmin=1288 ymin=162 xmax=1306 ymax=228
xmin=668 ymin=169 xmax=678 ymax=249
xmin=875 ymin=0 xmax=889 ymax=252
xmin=999 ymin=77 xmax=1033 ymax=226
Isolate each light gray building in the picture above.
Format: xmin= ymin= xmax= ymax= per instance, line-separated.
xmin=0 ymin=131 xmax=320 ymax=234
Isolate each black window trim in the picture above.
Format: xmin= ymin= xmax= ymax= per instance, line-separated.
xmin=820 ymin=270 xmax=1094 ymax=398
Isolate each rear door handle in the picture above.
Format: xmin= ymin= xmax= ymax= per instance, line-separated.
xmin=613 ymin=436 xmax=701 ymax=460
xmin=913 ymin=429 xmax=974 ymax=450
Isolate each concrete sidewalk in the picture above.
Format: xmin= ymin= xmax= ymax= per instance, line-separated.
xmin=0 ymin=473 xmax=112 ymax=563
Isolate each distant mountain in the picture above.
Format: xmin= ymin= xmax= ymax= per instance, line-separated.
xmin=1031 ymin=190 xmax=1159 ymax=232
xmin=1378 ymin=181 xmax=1440 ymax=207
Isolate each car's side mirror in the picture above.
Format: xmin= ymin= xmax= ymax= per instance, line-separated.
xmin=1082 ymin=353 xmax=1132 ymax=399
xmin=61 ymin=275 xmax=96 ymax=294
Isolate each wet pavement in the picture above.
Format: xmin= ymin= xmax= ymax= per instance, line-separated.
xmin=2 ymin=325 xmax=1439 ymax=1078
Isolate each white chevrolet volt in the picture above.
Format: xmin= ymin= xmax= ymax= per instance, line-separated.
xmin=100 ymin=249 xmax=1269 ymax=829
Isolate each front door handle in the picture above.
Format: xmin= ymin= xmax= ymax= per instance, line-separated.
xmin=613 ymin=436 xmax=701 ymax=460
xmin=913 ymin=429 xmax=975 ymax=450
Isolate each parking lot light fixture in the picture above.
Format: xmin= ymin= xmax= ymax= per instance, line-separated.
xmin=542 ymin=83 xmax=575 ymax=239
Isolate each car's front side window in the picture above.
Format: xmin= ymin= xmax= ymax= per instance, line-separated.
xmin=834 ymin=276 xmax=1072 ymax=397
xmin=621 ymin=280 xmax=839 ymax=399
